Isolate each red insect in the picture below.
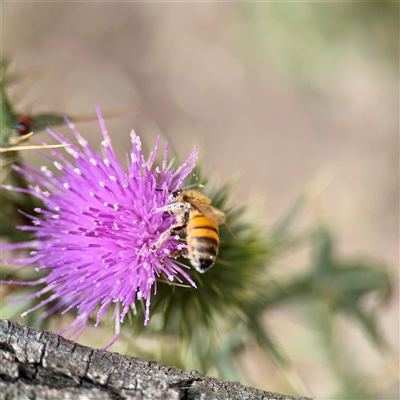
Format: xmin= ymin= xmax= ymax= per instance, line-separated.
xmin=14 ymin=115 xmax=32 ymax=136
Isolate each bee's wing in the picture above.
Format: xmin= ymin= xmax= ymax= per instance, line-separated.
xmin=190 ymin=201 xmax=226 ymax=225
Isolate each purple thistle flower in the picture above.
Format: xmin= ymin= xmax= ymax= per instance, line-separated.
xmin=1 ymin=106 xmax=198 ymax=349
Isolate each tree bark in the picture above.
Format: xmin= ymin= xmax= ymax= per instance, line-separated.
xmin=0 ymin=320 xmax=310 ymax=400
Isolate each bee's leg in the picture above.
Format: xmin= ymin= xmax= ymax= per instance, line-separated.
xmin=169 ymin=247 xmax=189 ymax=259
xmin=150 ymin=220 xmax=187 ymax=251
xmin=150 ymin=227 xmax=174 ymax=251
xmin=151 ymin=202 xmax=187 ymax=215
xmin=150 ymin=202 xmax=190 ymax=251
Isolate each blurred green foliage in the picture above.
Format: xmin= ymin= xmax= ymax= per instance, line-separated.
xmin=234 ymin=2 xmax=399 ymax=91
xmin=0 ymin=59 xmax=68 ymax=148
xmin=1 ymin=61 xmax=43 ymax=241
xmin=0 ymin=56 xmax=395 ymax=399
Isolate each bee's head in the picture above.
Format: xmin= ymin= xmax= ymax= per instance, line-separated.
xmin=154 ymin=188 xmax=183 ymax=204
xmin=170 ymin=189 xmax=183 ymax=201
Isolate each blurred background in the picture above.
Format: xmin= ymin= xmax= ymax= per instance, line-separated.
xmin=2 ymin=2 xmax=398 ymax=399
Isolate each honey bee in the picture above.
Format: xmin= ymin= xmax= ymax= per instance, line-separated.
xmin=152 ymin=190 xmax=226 ymax=273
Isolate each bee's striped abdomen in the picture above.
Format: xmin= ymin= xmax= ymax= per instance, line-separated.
xmin=187 ymin=212 xmax=219 ymax=273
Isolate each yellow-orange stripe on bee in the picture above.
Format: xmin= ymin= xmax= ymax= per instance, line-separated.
xmin=188 ymin=214 xmax=219 ymax=242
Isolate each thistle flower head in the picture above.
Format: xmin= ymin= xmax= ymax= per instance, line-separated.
xmin=2 ymin=106 xmax=198 ymax=349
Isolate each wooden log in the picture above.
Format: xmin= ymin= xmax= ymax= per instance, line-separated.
xmin=0 ymin=320 xmax=310 ymax=400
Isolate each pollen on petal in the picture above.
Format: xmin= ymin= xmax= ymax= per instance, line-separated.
xmin=54 ymin=162 xmax=63 ymax=170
